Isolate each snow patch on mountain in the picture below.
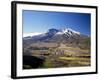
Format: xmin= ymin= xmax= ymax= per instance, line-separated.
xmin=23 ymin=32 xmax=42 ymax=37
xmin=67 ymin=28 xmax=80 ymax=35
xmin=56 ymin=28 xmax=80 ymax=35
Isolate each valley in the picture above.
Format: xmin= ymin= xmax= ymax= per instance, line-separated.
xmin=23 ymin=42 xmax=90 ymax=69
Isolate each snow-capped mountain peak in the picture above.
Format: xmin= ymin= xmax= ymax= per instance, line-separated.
xmin=23 ymin=28 xmax=80 ymax=38
xmin=56 ymin=28 xmax=80 ymax=35
xmin=67 ymin=28 xmax=80 ymax=35
xmin=23 ymin=27 xmax=89 ymax=44
xmin=60 ymin=28 xmax=68 ymax=33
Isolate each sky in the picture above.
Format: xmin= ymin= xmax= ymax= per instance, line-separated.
xmin=23 ymin=10 xmax=91 ymax=35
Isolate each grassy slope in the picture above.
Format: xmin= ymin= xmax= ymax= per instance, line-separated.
xmin=23 ymin=42 xmax=91 ymax=69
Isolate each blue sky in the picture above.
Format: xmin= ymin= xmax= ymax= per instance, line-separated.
xmin=23 ymin=10 xmax=91 ymax=35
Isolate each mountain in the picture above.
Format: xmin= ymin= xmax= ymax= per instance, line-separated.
xmin=23 ymin=28 xmax=80 ymax=38
xmin=23 ymin=28 xmax=90 ymax=46
xmin=23 ymin=28 xmax=90 ymax=69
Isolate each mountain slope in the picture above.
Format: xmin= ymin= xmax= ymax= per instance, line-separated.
xmin=23 ymin=28 xmax=90 ymax=46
